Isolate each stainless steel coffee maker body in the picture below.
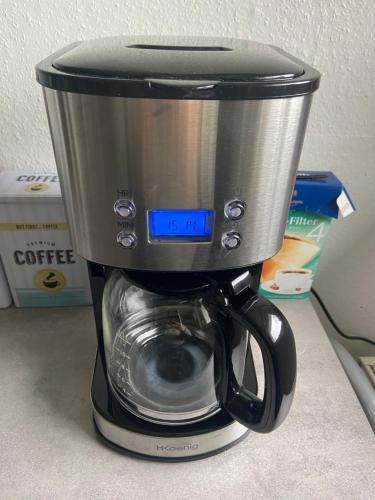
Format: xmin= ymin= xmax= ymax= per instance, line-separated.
xmin=43 ymin=90 xmax=311 ymax=271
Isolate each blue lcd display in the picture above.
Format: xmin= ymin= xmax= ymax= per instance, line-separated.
xmin=149 ymin=210 xmax=213 ymax=241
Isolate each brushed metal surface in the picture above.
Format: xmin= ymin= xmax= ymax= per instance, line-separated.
xmin=43 ymin=90 xmax=312 ymax=271
xmin=93 ymin=408 xmax=249 ymax=458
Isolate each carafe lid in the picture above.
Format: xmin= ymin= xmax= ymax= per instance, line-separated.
xmin=36 ymin=36 xmax=320 ymax=99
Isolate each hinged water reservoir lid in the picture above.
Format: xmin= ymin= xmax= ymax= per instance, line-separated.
xmin=36 ymin=36 xmax=320 ymax=99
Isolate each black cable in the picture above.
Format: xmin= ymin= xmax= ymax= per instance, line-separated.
xmin=311 ymin=288 xmax=375 ymax=347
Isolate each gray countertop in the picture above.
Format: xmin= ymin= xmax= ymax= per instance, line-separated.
xmin=0 ymin=300 xmax=374 ymax=499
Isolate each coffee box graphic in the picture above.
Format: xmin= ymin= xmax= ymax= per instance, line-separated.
xmin=0 ymin=170 xmax=92 ymax=307
xmin=260 ymin=172 xmax=355 ymax=299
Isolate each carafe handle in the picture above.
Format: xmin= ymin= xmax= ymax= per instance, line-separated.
xmin=224 ymin=292 xmax=297 ymax=433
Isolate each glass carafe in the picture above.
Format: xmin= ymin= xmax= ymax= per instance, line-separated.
xmin=103 ymin=270 xmax=226 ymax=424
xmin=102 ymin=269 xmax=297 ymax=432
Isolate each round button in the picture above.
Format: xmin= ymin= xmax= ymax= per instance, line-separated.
xmin=225 ymin=200 xmax=246 ymax=221
xmin=222 ymin=231 xmax=241 ymax=250
xmin=117 ymin=231 xmax=137 ymax=249
xmin=114 ymin=199 xmax=136 ymax=219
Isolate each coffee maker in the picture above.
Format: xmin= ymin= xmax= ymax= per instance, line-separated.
xmin=36 ymin=36 xmax=320 ymax=461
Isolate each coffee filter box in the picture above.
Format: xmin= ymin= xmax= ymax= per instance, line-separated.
xmin=260 ymin=171 xmax=355 ymax=299
xmin=0 ymin=171 xmax=92 ymax=307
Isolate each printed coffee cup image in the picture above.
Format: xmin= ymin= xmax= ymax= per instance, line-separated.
xmin=33 ymin=268 xmax=66 ymax=293
xmin=262 ymin=235 xmax=320 ymax=282
xmin=24 ymin=182 xmax=49 ymax=193
xmin=42 ymin=272 xmax=60 ymax=288
xmin=274 ymin=268 xmax=313 ymax=291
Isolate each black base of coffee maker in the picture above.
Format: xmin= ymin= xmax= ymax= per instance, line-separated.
xmin=91 ymin=351 xmax=250 ymax=461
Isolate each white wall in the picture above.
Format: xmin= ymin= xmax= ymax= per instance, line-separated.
xmin=1 ymin=0 xmax=374 ymax=345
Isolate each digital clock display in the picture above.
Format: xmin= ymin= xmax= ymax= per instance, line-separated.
xmin=148 ymin=209 xmax=213 ymax=241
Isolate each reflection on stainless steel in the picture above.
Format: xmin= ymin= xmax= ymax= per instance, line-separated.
xmin=93 ymin=408 xmax=249 ymax=458
xmin=43 ymin=90 xmax=312 ymax=271
xmin=229 ymin=270 xmax=251 ymax=295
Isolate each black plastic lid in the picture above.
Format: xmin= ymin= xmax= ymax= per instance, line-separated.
xmin=36 ymin=36 xmax=320 ymax=100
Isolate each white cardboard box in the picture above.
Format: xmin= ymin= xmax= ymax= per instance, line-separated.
xmin=0 ymin=256 xmax=12 ymax=308
xmin=0 ymin=171 xmax=92 ymax=307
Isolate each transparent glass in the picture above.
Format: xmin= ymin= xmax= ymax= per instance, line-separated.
xmin=102 ymin=270 xmax=226 ymax=425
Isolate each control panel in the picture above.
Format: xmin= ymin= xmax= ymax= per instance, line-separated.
xmin=114 ymin=199 xmax=137 ymax=249
xmin=148 ymin=209 xmax=213 ymax=242
xmin=113 ymin=198 xmax=246 ymax=251
xmin=222 ymin=199 xmax=245 ymax=250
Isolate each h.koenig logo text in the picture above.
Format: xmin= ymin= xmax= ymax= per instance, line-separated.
xmin=157 ymin=444 xmax=199 ymax=452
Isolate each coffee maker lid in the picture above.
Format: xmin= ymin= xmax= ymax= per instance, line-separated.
xmin=36 ymin=36 xmax=320 ymax=100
